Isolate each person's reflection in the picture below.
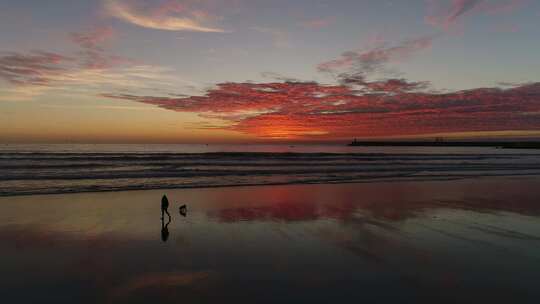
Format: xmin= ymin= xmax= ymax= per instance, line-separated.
xmin=161 ymin=215 xmax=171 ymax=242
xmin=161 ymin=195 xmax=172 ymax=243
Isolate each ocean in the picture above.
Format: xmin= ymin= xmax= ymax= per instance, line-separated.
xmin=1 ymin=143 xmax=540 ymax=196
xmin=2 ymin=144 xmax=540 ymax=303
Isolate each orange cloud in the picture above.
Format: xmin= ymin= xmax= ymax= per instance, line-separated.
xmin=104 ymin=0 xmax=226 ymax=32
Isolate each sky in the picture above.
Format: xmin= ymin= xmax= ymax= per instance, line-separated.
xmin=1 ymin=0 xmax=540 ymax=143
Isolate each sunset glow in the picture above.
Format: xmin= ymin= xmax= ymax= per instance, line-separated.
xmin=1 ymin=0 xmax=539 ymax=143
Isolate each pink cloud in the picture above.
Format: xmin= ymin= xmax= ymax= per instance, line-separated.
xmin=317 ymin=36 xmax=435 ymax=86
xmin=69 ymin=26 xmax=131 ymax=69
xmin=0 ymin=28 xmax=157 ymax=98
xmin=318 ymin=36 xmax=434 ymax=72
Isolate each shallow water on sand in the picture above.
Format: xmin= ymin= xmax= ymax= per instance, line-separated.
xmin=1 ymin=178 xmax=540 ymax=303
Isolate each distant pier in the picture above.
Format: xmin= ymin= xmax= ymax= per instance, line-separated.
xmin=347 ymin=139 xmax=540 ymax=149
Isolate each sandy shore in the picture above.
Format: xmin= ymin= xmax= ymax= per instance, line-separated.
xmin=1 ymin=177 xmax=540 ymax=303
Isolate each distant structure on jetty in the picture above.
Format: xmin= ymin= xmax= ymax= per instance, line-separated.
xmin=347 ymin=138 xmax=540 ymax=149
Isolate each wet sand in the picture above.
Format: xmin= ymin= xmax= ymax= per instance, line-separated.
xmin=1 ymin=177 xmax=540 ymax=303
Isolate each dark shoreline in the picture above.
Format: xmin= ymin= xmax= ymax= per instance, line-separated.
xmin=348 ymin=141 xmax=540 ymax=149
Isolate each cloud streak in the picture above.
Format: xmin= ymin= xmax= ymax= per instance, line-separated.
xmin=426 ymin=0 xmax=526 ymax=31
xmin=426 ymin=0 xmax=483 ymax=29
xmin=104 ymin=0 xmax=226 ymax=32
xmin=0 ymin=51 xmax=73 ymax=86
xmin=446 ymin=0 xmax=482 ymax=23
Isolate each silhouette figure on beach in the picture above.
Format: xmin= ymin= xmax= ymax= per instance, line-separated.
xmin=161 ymin=215 xmax=170 ymax=242
xmin=179 ymin=204 xmax=187 ymax=217
xmin=161 ymin=195 xmax=171 ymax=220
xmin=159 ymin=195 xmax=188 ymax=242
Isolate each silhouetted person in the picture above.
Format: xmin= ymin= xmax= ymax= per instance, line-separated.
xmin=179 ymin=204 xmax=187 ymax=217
xmin=161 ymin=216 xmax=170 ymax=242
xmin=161 ymin=195 xmax=170 ymax=220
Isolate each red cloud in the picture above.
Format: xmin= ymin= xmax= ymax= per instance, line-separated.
xmin=104 ymin=82 xmax=540 ymax=140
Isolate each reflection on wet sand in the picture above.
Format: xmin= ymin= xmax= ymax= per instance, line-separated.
xmin=161 ymin=216 xmax=171 ymax=242
xmin=207 ymin=179 xmax=540 ymax=224
xmin=0 ymin=178 xmax=540 ymax=303
xmin=108 ymin=271 xmax=214 ymax=303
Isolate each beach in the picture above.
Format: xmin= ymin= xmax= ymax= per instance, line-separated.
xmin=1 ymin=177 xmax=540 ymax=303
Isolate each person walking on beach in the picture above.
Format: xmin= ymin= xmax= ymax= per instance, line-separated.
xmin=161 ymin=195 xmax=170 ymax=220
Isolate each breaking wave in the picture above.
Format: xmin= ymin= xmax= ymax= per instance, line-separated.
xmin=2 ymin=149 xmax=540 ymax=196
